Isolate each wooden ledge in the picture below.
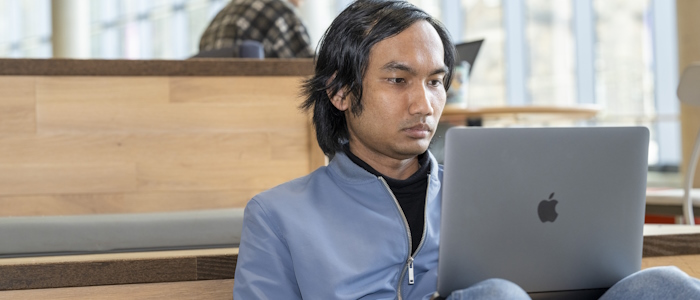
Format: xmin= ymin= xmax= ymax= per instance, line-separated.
xmin=0 ymin=279 xmax=235 ymax=300
xmin=0 ymin=58 xmax=314 ymax=76
xmin=0 ymin=248 xmax=238 ymax=291
xmin=644 ymin=233 xmax=700 ymax=257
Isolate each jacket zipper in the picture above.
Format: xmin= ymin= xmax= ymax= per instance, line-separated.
xmin=378 ymin=176 xmax=431 ymax=300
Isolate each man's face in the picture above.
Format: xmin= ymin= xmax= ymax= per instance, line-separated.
xmin=334 ymin=21 xmax=447 ymax=162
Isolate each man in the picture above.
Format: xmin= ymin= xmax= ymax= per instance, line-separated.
xmin=234 ymin=1 xmax=700 ymax=299
xmin=199 ymin=0 xmax=313 ymax=58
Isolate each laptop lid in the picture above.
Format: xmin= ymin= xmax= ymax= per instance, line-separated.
xmin=454 ymin=39 xmax=484 ymax=75
xmin=437 ymin=127 xmax=649 ymax=297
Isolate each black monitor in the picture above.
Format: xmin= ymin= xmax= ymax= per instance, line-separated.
xmin=190 ymin=40 xmax=264 ymax=59
xmin=191 ymin=47 xmax=236 ymax=58
xmin=454 ymin=39 xmax=484 ymax=75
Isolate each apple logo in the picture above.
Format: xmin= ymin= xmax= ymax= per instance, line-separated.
xmin=538 ymin=192 xmax=559 ymax=223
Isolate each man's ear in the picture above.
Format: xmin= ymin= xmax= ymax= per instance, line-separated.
xmin=328 ymin=87 xmax=350 ymax=111
xmin=326 ymin=73 xmax=350 ymax=111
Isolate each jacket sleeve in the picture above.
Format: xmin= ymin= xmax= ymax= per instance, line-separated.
xmin=233 ymin=198 xmax=302 ymax=299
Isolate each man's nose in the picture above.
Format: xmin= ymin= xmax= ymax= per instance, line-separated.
xmin=408 ymin=83 xmax=434 ymax=116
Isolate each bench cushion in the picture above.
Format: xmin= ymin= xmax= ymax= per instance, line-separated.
xmin=0 ymin=208 xmax=243 ymax=257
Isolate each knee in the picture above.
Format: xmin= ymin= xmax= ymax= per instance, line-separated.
xmin=477 ymin=278 xmax=530 ymax=299
xmin=601 ymin=266 xmax=700 ymax=299
xmin=477 ymin=278 xmax=525 ymax=290
xmin=449 ymin=278 xmax=530 ymax=300
xmin=631 ymin=266 xmax=690 ymax=285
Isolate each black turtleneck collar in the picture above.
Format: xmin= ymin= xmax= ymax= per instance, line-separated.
xmin=342 ymin=143 xmax=430 ymax=183
xmin=342 ymin=143 xmax=429 ymax=254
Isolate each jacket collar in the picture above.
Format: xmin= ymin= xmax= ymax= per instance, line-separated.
xmin=327 ymin=150 xmax=441 ymax=186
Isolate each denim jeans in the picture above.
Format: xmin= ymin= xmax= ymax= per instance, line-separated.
xmin=600 ymin=266 xmax=700 ymax=300
xmin=446 ymin=278 xmax=530 ymax=300
xmin=445 ymin=266 xmax=700 ymax=300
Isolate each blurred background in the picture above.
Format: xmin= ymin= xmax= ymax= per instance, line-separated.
xmin=0 ymin=0 xmax=683 ymax=175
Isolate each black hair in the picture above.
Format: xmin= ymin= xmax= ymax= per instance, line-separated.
xmin=300 ymin=0 xmax=456 ymax=157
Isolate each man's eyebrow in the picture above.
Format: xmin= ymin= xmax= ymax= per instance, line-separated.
xmin=381 ymin=61 xmax=448 ymax=76
xmin=381 ymin=62 xmax=416 ymax=74
xmin=430 ymin=66 xmax=449 ymax=76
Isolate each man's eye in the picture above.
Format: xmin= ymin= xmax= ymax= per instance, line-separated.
xmin=388 ymin=78 xmax=406 ymax=84
xmin=429 ymin=79 xmax=443 ymax=87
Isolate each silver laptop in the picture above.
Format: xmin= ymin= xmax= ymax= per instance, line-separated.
xmin=436 ymin=127 xmax=649 ymax=299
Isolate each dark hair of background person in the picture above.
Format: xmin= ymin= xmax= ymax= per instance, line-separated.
xmin=300 ymin=0 xmax=456 ymax=157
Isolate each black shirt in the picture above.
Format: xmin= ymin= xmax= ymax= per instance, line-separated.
xmin=343 ymin=145 xmax=430 ymax=254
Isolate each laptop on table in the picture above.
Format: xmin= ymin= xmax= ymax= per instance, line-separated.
xmin=435 ymin=127 xmax=649 ymax=299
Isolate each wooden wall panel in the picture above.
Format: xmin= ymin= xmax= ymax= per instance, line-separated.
xmin=36 ymin=103 xmax=305 ymax=133
xmin=269 ymin=130 xmax=311 ymax=161
xmin=136 ymin=161 xmax=308 ymax=192
xmin=0 ymin=132 xmax=306 ymax=164
xmin=308 ymin=119 xmax=328 ymax=170
xmin=170 ymin=76 xmax=303 ymax=104
xmin=0 ymin=76 xmax=35 ymax=133
xmin=0 ymin=75 xmax=322 ymax=216
xmin=0 ymin=164 xmax=137 ymax=196
xmin=35 ymin=77 xmax=169 ymax=104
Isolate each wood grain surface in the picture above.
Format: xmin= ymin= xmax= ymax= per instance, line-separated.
xmin=0 ymin=75 xmax=325 ymax=216
xmin=0 ymin=77 xmax=35 ymax=134
xmin=0 ymin=279 xmax=235 ymax=300
xmin=642 ymin=254 xmax=700 ymax=278
xmin=0 ymin=248 xmax=238 ymax=291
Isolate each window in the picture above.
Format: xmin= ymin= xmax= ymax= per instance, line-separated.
xmin=91 ymin=0 xmax=228 ymax=59
xmin=449 ymin=0 xmax=678 ymax=167
xmin=460 ymin=0 xmax=507 ymax=106
xmin=0 ymin=0 xmax=51 ymax=58
xmin=526 ymin=0 xmax=576 ymax=106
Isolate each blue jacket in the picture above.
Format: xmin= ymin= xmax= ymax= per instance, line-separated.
xmin=233 ymin=151 xmax=443 ymax=299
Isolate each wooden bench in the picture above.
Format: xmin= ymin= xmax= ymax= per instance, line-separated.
xmin=2 ymin=232 xmax=700 ymax=299
xmin=0 ymin=248 xmax=237 ymax=299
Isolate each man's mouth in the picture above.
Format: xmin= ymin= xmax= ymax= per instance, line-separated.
xmin=403 ymin=124 xmax=432 ymax=138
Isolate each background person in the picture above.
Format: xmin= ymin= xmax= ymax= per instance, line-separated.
xmin=199 ymin=0 xmax=314 ymax=58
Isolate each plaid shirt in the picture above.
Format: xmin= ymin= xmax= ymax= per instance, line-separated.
xmin=199 ymin=0 xmax=314 ymax=58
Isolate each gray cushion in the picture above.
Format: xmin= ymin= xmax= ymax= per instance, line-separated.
xmin=0 ymin=208 xmax=243 ymax=257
